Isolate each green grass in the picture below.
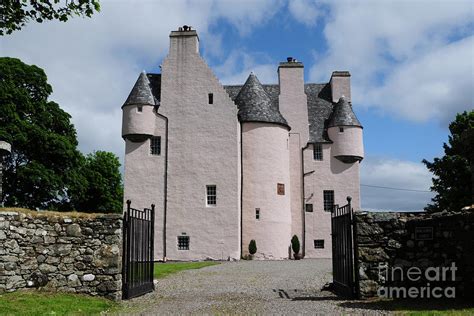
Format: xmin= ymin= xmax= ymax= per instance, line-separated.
xmin=154 ymin=261 xmax=219 ymax=279
xmin=0 ymin=290 xmax=118 ymax=315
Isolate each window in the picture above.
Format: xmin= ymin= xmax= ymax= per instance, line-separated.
xmin=206 ymin=185 xmax=216 ymax=206
xmin=323 ymin=190 xmax=334 ymax=212
xmin=305 ymin=204 xmax=313 ymax=212
xmin=277 ymin=183 xmax=285 ymax=195
xmin=313 ymin=144 xmax=323 ymax=161
xmin=339 ymin=127 xmax=344 ymax=133
xmin=314 ymin=239 xmax=325 ymax=249
xmin=208 ymin=93 xmax=214 ymax=104
xmin=256 ymin=208 xmax=260 ymax=220
xmin=150 ymin=136 xmax=161 ymax=155
xmin=178 ymin=236 xmax=190 ymax=250
xmin=137 ymin=106 xmax=143 ymax=112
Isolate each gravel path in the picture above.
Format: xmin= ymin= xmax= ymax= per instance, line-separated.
xmin=122 ymin=259 xmax=387 ymax=315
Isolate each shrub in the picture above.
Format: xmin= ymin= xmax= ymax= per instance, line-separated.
xmin=248 ymin=239 xmax=257 ymax=255
xmin=291 ymin=235 xmax=300 ymax=254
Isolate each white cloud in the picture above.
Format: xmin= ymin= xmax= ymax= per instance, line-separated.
xmin=309 ymin=0 xmax=474 ymax=123
xmin=361 ymin=157 xmax=435 ymax=211
xmin=1 ymin=0 xmax=282 ymax=165
xmin=288 ymin=0 xmax=323 ymax=26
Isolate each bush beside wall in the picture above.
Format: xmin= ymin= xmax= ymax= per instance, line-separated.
xmin=0 ymin=210 xmax=123 ymax=300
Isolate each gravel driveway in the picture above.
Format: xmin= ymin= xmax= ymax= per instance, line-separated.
xmin=122 ymin=259 xmax=387 ymax=315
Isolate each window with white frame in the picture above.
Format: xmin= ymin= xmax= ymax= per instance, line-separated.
xmin=314 ymin=239 xmax=325 ymax=249
xmin=323 ymin=190 xmax=334 ymax=212
xmin=178 ymin=236 xmax=189 ymax=250
xmin=150 ymin=136 xmax=161 ymax=155
xmin=206 ymin=185 xmax=216 ymax=206
xmin=313 ymin=144 xmax=323 ymax=160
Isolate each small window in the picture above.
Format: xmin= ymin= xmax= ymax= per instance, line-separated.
xmin=150 ymin=137 xmax=161 ymax=155
xmin=178 ymin=236 xmax=190 ymax=250
xmin=208 ymin=93 xmax=213 ymax=104
xmin=313 ymin=144 xmax=323 ymax=161
xmin=206 ymin=185 xmax=216 ymax=206
xmin=256 ymin=208 xmax=260 ymax=220
xmin=137 ymin=106 xmax=143 ymax=112
xmin=339 ymin=127 xmax=344 ymax=133
xmin=323 ymin=190 xmax=334 ymax=212
xmin=314 ymin=239 xmax=325 ymax=249
xmin=305 ymin=204 xmax=313 ymax=212
xmin=277 ymin=183 xmax=285 ymax=195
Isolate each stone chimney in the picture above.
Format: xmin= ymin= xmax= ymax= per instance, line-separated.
xmin=169 ymin=25 xmax=199 ymax=57
xmin=278 ymin=57 xmax=308 ymax=137
xmin=330 ymin=71 xmax=351 ymax=103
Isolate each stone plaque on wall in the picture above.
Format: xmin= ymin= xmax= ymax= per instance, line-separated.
xmin=277 ymin=183 xmax=285 ymax=195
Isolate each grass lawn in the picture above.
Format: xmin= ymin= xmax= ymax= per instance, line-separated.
xmin=0 ymin=290 xmax=118 ymax=315
xmin=154 ymin=261 xmax=220 ymax=279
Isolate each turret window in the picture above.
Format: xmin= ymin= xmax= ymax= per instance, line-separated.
xmin=313 ymin=144 xmax=323 ymax=161
xmin=323 ymin=190 xmax=334 ymax=212
xmin=208 ymin=93 xmax=214 ymax=104
xmin=150 ymin=137 xmax=161 ymax=155
xmin=137 ymin=106 xmax=143 ymax=112
xmin=256 ymin=208 xmax=260 ymax=220
xmin=339 ymin=127 xmax=344 ymax=133
xmin=206 ymin=185 xmax=217 ymax=206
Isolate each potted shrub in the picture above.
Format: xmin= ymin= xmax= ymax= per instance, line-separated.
xmin=291 ymin=235 xmax=301 ymax=260
xmin=248 ymin=239 xmax=257 ymax=259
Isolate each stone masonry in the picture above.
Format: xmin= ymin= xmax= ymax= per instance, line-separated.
xmin=355 ymin=208 xmax=474 ymax=299
xmin=0 ymin=210 xmax=123 ymax=300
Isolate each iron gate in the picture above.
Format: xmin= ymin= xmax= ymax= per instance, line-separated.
xmin=331 ymin=196 xmax=359 ymax=298
xmin=122 ymin=200 xmax=155 ymax=299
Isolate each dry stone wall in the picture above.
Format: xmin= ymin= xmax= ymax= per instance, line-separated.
xmin=0 ymin=210 xmax=123 ymax=300
xmin=355 ymin=208 xmax=474 ymax=299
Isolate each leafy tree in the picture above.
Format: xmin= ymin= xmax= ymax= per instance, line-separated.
xmin=0 ymin=57 xmax=83 ymax=209
xmin=1 ymin=0 xmax=100 ymax=35
xmin=423 ymin=111 xmax=473 ymax=212
xmin=71 ymin=151 xmax=123 ymax=213
xmin=0 ymin=57 xmax=123 ymax=213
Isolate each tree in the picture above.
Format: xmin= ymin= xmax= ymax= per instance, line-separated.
xmin=71 ymin=151 xmax=123 ymax=213
xmin=0 ymin=57 xmax=123 ymax=213
xmin=0 ymin=57 xmax=83 ymax=209
xmin=1 ymin=0 xmax=100 ymax=35
xmin=423 ymin=111 xmax=473 ymax=212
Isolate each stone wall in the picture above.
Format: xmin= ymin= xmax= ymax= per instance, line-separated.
xmin=0 ymin=210 xmax=123 ymax=300
xmin=356 ymin=208 xmax=474 ymax=299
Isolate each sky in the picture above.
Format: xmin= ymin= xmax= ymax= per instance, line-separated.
xmin=1 ymin=0 xmax=473 ymax=211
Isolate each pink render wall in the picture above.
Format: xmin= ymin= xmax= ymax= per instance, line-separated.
xmin=241 ymin=123 xmax=291 ymax=259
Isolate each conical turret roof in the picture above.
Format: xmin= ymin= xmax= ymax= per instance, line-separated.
xmin=123 ymin=71 xmax=155 ymax=106
xmin=235 ymin=73 xmax=289 ymax=129
xmin=328 ymin=96 xmax=362 ymax=128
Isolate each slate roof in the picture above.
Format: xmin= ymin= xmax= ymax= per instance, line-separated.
xmin=123 ymin=72 xmax=157 ymax=107
xmin=327 ymin=96 xmax=362 ymax=128
xmin=127 ymin=70 xmax=361 ymax=144
xmin=233 ymin=73 xmax=289 ymax=129
xmin=225 ymin=81 xmax=336 ymax=143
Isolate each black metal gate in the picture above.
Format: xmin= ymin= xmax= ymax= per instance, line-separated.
xmin=122 ymin=200 xmax=155 ymax=299
xmin=331 ymin=196 xmax=359 ymax=298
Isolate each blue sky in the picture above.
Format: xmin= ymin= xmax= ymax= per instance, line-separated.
xmin=2 ymin=0 xmax=473 ymax=211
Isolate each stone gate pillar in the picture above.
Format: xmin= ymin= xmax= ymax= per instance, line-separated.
xmin=0 ymin=141 xmax=12 ymax=205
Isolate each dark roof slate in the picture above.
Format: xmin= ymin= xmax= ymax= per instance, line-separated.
xmin=124 ymin=72 xmax=156 ymax=106
xmin=305 ymin=83 xmax=334 ymax=143
xmin=233 ymin=73 xmax=289 ymax=129
xmin=328 ymin=96 xmax=362 ymax=128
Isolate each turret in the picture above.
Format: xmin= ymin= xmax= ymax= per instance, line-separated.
xmin=237 ymin=73 xmax=292 ymax=259
xmin=122 ymin=71 xmax=156 ymax=142
xmin=327 ymin=96 xmax=364 ymax=163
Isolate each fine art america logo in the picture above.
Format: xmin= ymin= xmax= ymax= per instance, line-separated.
xmin=377 ymin=262 xmax=457 ymax=298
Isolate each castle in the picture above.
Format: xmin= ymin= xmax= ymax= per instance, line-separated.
xmin=121 ymin=27 xmax=364 ymax=261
